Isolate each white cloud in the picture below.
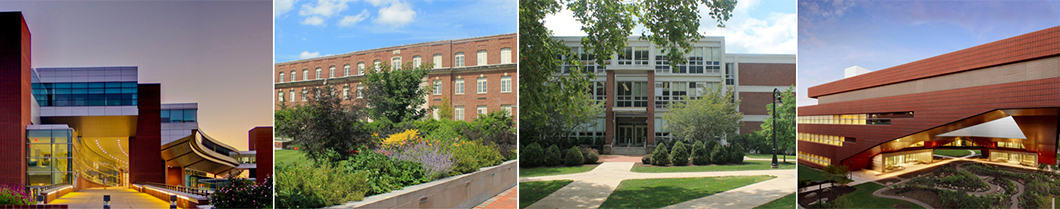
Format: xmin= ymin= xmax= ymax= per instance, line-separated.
xmin=700 ymin=12 xmax=797 ymax=54
xmin=300 ymin=51 xmax=322 ymax=59
xmin=375 ymin=1 xmax=416 ymax=28
xmin=301 ymin=16 xmax=326 ymax=26
xmin=275 ymin=0 xmax=298 ymax=17
xmin=339 ymin=9 xmax=370 ymax=27
xmin=299 ymin=0 xmax=352 ymax=17
xmin=543 ymin=8 xmax=587 ymax=36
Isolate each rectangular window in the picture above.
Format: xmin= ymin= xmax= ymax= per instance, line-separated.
xmin=278 ymin=91 xmax=284 ymax=102
xmin=455 ymin=79 xmax=465 ymax=95
xmin=618 ymin=46 xmax=649 ymax=65
xmin=358 ymin=63 xmax=365 ymax=75
xmin=279 ymin=73 xmax=284 ymax=83
xmin=501 ymin=48 xmax=512 ymax=64
xmin=413 ymin=56 xmax=421 ymax=67
xmin=477 ymin=105 xmax=487 ymax=118
xmin=301 ymin=89 xmax=307 ymax=101
xmin=725 ymin=63 xmax=735 ymax=85
xmin=329 ymin=66 xmax=335 ymax=78
xmin=433 ymin=54 xmax=442 ymax=68
xmin=356 ymin=84 xmax=364 ymax=99
xmin=616 ymin=81 xmax=648 ymax=107
xmin=477 ymin=77 xmax=487 ymax=94
xmin=500 ymin=76 xmax=511 ymax=93
xmin=316 ymin=68 xmax=321 ymax=79
xmin=433 ymin=106 xmax=439 ymax=120
xmin=373 ymin=60 xmax=381 ymax=72
xmin=303 ymin=70 xmax=308 ymax=81
xmin=477 ymin=50 xmax=487 ymax=66
xmin=289 ymin=90 xmax=294 ymax=102
xmin=455 ymin=53 xmax=465 ymax=67
xmin=342 ymin=86 xmax=350 ymax=99
xmin=502 ymin=105 xmax=512 ymax=116
xmin=455 ymin=106 xmax=464 ymax=121
xmin=392 ymin=57 xmax=401 ymax=70
xmin=344 ymin=64 xmax=350 ymax=76
xmin=433 ymin=80 xmax=442 ymax=95
xmin=594 ymin=81 xmax=606 ymax=101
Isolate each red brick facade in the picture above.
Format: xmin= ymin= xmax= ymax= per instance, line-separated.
xmin=739 ymin=92 xmax=774 ymax=116
xmin=0 ymin=12 xmax=32 ymax=188
xmin=130 ymin=84 xmax=165 ymax=184
xmin=737 ymin=63 xmax=796 ymax=86
xmin=274 ymin=34 xmax=518 ymax=120
xmin=249 ymin=127 xmax=272 ymax=184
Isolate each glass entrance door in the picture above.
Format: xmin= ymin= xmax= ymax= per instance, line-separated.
xmin=616 ymin=123 xmax=647 ymax=147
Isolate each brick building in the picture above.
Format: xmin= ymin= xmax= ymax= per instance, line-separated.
xmin=552 ymin=36 xmax=796 ymax=155
xmin=798 ymin=26 xmax=1060 ymax=172
xmin=274 ymin=33 xmax=518 ymax=121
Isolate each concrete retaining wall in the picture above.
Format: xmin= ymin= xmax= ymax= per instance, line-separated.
xmin=331 ymin=160 xmax=517 ymax=209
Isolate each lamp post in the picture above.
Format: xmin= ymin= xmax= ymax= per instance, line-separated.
xmin=771 ymin=88 xmax=781 ymax=168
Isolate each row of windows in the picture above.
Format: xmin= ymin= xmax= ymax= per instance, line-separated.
xmin=654 ymin=47 xmax=723 ymax=74
xmin=654 ymin=82 xmax=709 ymax=108
xmin=431 ymin=76 xmax=513 ymax=95
xmin=33 ymin=82 xmax=139 ymax=107
xmin=797 ymin=133 xmax=846 ymax=146
xmin=161 ymin=109 xmax=197 ymax=123
xmin=616 ymin=81 xmax=650 ymax=107
xmin=797 ymin=114 xmax=892 ymax=125
xmin=277 ymin=84 xmax=364 ymax=103
xmin=798 ymin=151 xmax=831 ymax=166
xmin=439 ymin=105 xmax=514 ymax=121
xmin=997 ymin=142 xmax=1025 ymax=149
xmin=278 ymin=48 xmax=513 ymax=83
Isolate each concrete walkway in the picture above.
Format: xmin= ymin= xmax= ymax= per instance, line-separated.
xmin=1009 ymin=179 xmax=1025 ymax=209
xmin=521 ymin=162 xmax=796 ymax=209
xmin=50 ymin=186 xmax=174 ymax=209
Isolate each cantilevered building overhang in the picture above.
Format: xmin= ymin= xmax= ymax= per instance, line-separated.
xmin=797 ymin=26 xmax=1060 ymax=171
xmin=160 ymin=130 xmax=240 ymax=176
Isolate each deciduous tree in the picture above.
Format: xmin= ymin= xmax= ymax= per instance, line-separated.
xmin=662 ymin=83 xmax=742 ymax=143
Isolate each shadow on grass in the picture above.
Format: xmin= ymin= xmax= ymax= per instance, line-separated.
xmin=520 ymin=180 xmax=614 ymax=209
xmin=520 ymin=164 xmax=599 ymax=177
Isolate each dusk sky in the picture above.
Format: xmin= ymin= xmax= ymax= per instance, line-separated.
xmin=2 ymin=1 xmax=273 ymax=150
xmin=273 ymin=0 xmax=518 ymax=62
xmin=798 ymin=0 xmax=1060 ymax=106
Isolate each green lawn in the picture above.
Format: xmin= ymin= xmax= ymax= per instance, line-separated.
xmin=933 ymin=149 xmax=972 ymax=157
xmin=973 ymin=150 xmax=982 ymax=155
xmin=754 ymin=192 xmax=796 ymax=209
xmin=275 ymin=149 xmax=308 ymax=165
xmin=520 ymin=165 xmax=598 ymax=177
xmin=631 ymin=160 xmax=795 ymax=173
xmin=519 ymin=180 xmax=573 ymax=208
xmin=745 ymin=153 xmax=796 ymax=160
xmin=833 ymin=182 xmax=924 ymax=209
xmin=797 ymin=164 xmax=831 ymax=182
xmin=599 ymin=175 xmax=775 ymax=208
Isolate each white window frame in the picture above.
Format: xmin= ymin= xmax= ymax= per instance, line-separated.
xmin=290 ymin=70 xmax=296 ymax=82
xmin=358 ymin=62 xmax=366 ymax=75
xmin=278 ymin=72 xmax=284 ymax=83
xmin=373 ymin=60 xmax=381 ymax=72
xmin=329 ymin=66 xmax=336 ymax=78
xmin=501 ymin=76 xmax=511 ymax=93
xmin=455 ymin=106 xmax=464 ymax=121
xmin=301 ymin=89 xmax=307 ymax=101
xmin=477 ymin=77 xmax=487 ymax=94
xmin=502 ymin=105 xmax=512 ymax=116
xmin=433 ymin=54 xmax=443 ymax=68
xmin=302 ymin=69 xmax=308 ymax=81
xmin=432 ymin=106 xmax=439 ymax=120
xmin=315 ymin=68 xmax=322 ymax=79
xmin=392 ymin=56 xmax=401 ymax=70
xmin=501 ymin=48 xmax=512 ymax=64
xmin=433 ymin=80 xmax=442 ymax=95
xmin=413 ymin=56 xmax=421 ymax=68
xmin=477 ymin=50 xmax=487 ymax=66
xmin=278 ymin=91 xmax=284 ymax=102
xmin=356 ymin=84 xmax=364 ymax=99
xmin=455 ymin=53 xmax=464 ymax=67
xmin=477 ymin=105 xmax=487 ymax=117
xmin=455 ymin=79 xmax=465 ymax=95
xmin=342 ymin=86 xmax=350 ymax=99
xmin=289 ymin=89 xmax=295 ymax=102
xmin=343 ymin=64 xmax=351 ymax=77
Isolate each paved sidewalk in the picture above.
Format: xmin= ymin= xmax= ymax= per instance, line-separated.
xmin=521 ymin=162 xmax=796 ymax=209
xmin=474 ymin=186 xmax=517 ymax=209
xmin=50 ymin=186 xmax=173 ymax=209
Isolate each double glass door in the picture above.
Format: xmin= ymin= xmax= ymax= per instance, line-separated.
xmin=616 ymin=123 xmax=647 ymax=147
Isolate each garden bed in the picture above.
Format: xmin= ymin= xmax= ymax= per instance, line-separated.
xmin=797 ymin=185 xmax=855 ymax=206
xmin=631 ymin=161 xmax=796 ymax=173
xmin=330 ymin=159 xmax=517 ymax=209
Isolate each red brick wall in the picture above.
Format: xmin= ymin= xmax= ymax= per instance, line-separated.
xmin=249 ymin=127 xmax=273 ymax=184
xmin=809 ymin=26 xmax=1060 ymax=98
xmin=427 ymin=68 xmax=517 ymax=120
xmin=737 ymin=63 xmax=795 ymax=86
xmin=0 ymin=12 xmax=31 ymax=188
xmin=130 ymin=84 xmax=165 ymax=184
xmin=740 ymin=121 xmax=762 ymax=135
xmin=739 ymin=92 xmax=773 ymax=115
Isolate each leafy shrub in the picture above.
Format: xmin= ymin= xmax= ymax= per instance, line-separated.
xmin=642 ymin=155 xmax=652 ymax=164
xmin=564 ymin=147 xmax=584 ymax=166
xmin=580 ymin=147 xmax=599 ymax=164
xmin=704 ymin=140 xmax=720 ymax=164
xmin=211 ymin=176 xmax=273 ymax=209
xmin=521 ymin=143 xmax=544 ymax=167
xmin=730 ymin=143 xmax=745 ymax=164
xmin=670 ymin=141 xmax=690 ymax=166
xmin=450 ymin=139 xmax=504 ymax=175
xmin=651 ymin=143 xmax=670 ymax=166
xmin=710 ymin=144 xmax=728 ymax=164
xmin=379 ymin=139 xmax=456 ymax=179
xmin=691 ymin=141 xmax=710 ymax=165
xmin=381 ymin=129 xmax=420 ymax=147
xmin=342 ymin=148 xmax=432 ymax=195
xmin=545 ymin=145 xmax=563 ymax=166
xmin=277 ymin=161 xmax=369 ymax=208
xmin=0 ymin=184 xmax=31 ymax=205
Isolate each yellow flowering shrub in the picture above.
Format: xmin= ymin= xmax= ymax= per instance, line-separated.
xmin=381 ymin=129 xmax=420 ymax=146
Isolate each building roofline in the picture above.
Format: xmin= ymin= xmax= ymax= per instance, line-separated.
xmin=275 ymin=33 xmax=516 ymax=66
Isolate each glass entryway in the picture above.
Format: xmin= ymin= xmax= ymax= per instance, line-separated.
xmin=616 ymin=122 xmax=647 ymax=147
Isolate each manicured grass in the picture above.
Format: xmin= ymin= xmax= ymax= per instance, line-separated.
xmin=973 ymin=150 xmax=982 ymax=155
xmin=520 ymin=165 xmax=598 ymax=177
xmin=798 ymin=164 xmax=830 ymax=182
xmin=745 ymin=153 xmax=796 ymax=160
xmin=599 ymin=175 xmax=775 ymax=208
xmin=754 ymin=192 xmax=796 ymax=209
xmin=275 ymin=149 xmax=308 ymax=165
xmin=835 ymin=182 xmax=925 ymax=209
xmin=933 ymin=149 xmax=972 ymax=157
xmin=631 ymin=160 xmax=795 ymax=173
xmin=519 ymin=180 xmax=573 ymax=208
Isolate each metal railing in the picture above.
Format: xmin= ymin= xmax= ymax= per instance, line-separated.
xmin=140 ymin=182 xmax=213 ymax=197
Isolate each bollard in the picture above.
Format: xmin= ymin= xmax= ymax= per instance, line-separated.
xmin=103 ymin=195 xmax=111 ymax=209
xmin=170 ymin=195 xmax=177 ymax=209
xmin=37 ymin=194 xmax=44 ymax=205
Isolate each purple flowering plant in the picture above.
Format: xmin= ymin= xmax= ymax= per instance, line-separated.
xmin=378 ymin=137 xmax=456 ymax=180
xmin=0 ymin=184 xmax=32 ymax=205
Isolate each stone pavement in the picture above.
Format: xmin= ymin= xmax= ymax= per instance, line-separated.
xmin=50 ymin=186 xmax=174 ymax=209
xmin=521 ymin=162 xmax=796 ymax=209
xmin=474 ymin=186 xmax=517 ymax=209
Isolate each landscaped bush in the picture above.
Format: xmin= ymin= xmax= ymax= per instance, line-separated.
xmin=277 ymin=161 xmax=369 ymax=208
xmin=564 ymin=146 xmax=584 ymax=166
xmin=379 ymin=138 xmax=456 ymax=179
xmin=450 ymin=139 xmax=504 ymax=175
xmin=545 ymin=144 xmax=563 ymax=166
xmin=0 ymin=184 xmax=31 ymax=205
xmin=521 ymin=143 xmax=544 ymax=167
xmin=642 ymin=155 xmax=652 ymax=164
xmin=210 ymin=176 xmax=273 ymax=209
xmin=710 ymin=144 xmax=728 ymax=164
xmin=730 ymin=143 xmax=745 ymax=164
xmin=670 ymin=141 xmax=690 ymax=166
xmin=342 ymin=148 xmax=433 ymax=195
xmin=704 ymin=140 xmax=720 ymax=164
xmin=651 ymin=142 xmax=670 ymax=166
xmin=691 ymin=141 xmax=710 ymax=165
xmin=580 ymin=147 xmax=599 ymax=164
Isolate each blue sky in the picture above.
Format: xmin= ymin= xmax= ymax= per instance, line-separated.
xmin=798 ymin=0 xmax=1060 ymax=106
xmin=546 ymin=0 xmax=797 ymax=54
xmin=274 ymin=0 xmax=517 ymax=62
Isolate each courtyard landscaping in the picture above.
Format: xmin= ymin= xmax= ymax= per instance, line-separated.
xmin=932 ymin=149 xmax=973 ymax=157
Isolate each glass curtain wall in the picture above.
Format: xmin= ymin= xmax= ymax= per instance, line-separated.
xmin=26 ymin=129 xmax=74 ymax=186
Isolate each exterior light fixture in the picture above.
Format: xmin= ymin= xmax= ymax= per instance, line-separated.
xmin=771 ymin=88 xmax=781 ymax=169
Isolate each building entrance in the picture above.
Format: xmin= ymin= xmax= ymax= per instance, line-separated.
xmin=616 ymin=123 xmax=647 ymax=147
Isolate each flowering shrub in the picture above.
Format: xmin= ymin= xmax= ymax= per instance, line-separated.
xmin=277 ymin=161 xmax=368 ymax=208
xmin=379 ymin=138 xmax=456 ymax=179
xmin=449 ymin=140 xmax=504 ymax=175
xmin=342 ymin=148 xmax=432 ymax=195
xmin=209 ymin=176 xmax=273 ymax=209
xmin=0 ymin=184 xmax=31 ymax=205
xmin=381 ymin=129 xmax=420 ymax=147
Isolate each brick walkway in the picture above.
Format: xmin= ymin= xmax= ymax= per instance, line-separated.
xmin=474 ymin=186 xmax=517 ymax=209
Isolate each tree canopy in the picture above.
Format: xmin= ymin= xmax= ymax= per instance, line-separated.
xmin=362 ymin=61 xmax=432 ymax=124
xmin=662 ymin=83 xmax=743 ymax=143
xmin=274 ymin=84 xmax=372 ymax=162
xmin=756 ymin=86 xmax=795 ymax=157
